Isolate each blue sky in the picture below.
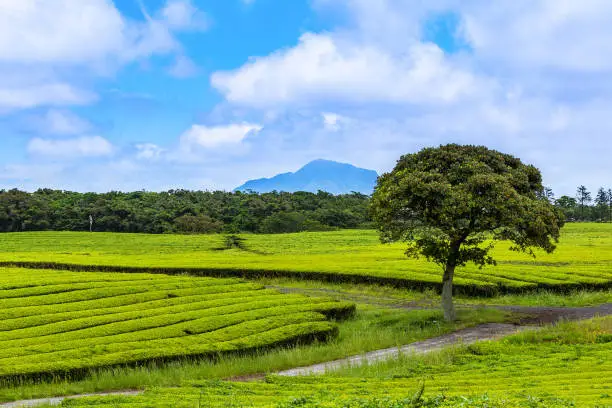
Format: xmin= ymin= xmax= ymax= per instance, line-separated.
xmin=1 ymin=0 xmax=611 ymax=196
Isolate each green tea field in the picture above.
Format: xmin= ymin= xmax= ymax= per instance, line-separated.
xmin=1 ymin=223 xmax=611 ymax=295
xmin=54 ymin=317 xmax=612 ymax=407
xmin=0 ymin=268 xmax=353 ymax=381
xmin=0 ymin=225 xmax=610 ymax=407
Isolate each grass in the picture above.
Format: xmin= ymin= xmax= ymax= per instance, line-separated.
xmin=261 ymin=277 xmax=612 ymax=308
xmin=54 ymin=316 xmax=612 ymax=407
xmin=0 ymin=223 xmax=611 ymax=295
xmin=0 ymin=303 xmax=508 ymax=402
xmin=0 ymin=268 xmax=353 ymax=383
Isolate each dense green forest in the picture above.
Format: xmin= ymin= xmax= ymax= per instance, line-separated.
xmin=0 ymin=189 xmax=371 ymax=234
xmin=0 ymin=185 xmax=610 ymax=234
xmin=555 ymin=185 xmax=612 ymax=222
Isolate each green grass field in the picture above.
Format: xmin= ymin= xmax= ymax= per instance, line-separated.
xmin=1 ymin=223 xmax=611 ymax=295
xmin=55 ymin=316 xmax=612 ymax=408
xmin=0 ymin=268 xmax=354 ymax=382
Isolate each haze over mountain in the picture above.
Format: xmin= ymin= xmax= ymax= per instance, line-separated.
xmin=235 ymin=160 xmax=378 ymax=195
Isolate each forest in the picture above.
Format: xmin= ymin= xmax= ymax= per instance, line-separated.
xmin=0 ymin=189 xmax=371 ymax=234
xmin=0 ymin=185 xmax=610 ymax=234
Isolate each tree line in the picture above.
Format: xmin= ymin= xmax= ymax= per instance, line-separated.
xmin=552 ymin=186 xmax=612 ymax=222
xmin=0 ymin=189 xmax=372 ymax=234
xmin=1 ymin=184 xmax=608 ymax=235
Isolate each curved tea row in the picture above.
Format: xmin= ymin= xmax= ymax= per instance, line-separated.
xmin=0 ymin=268 xmax=354 ymax=380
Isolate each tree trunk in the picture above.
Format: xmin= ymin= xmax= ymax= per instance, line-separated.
xmin=442 ymin=263 xmax=456 ymax=321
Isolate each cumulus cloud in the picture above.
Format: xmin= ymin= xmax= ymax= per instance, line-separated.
xmin=0 ymin=0 xmax=199 ymax=67
xmin=0 ymin=0 xmax=125 ymax=65
xmin=0 ymin=0 xmax=207 ymax=112
xmin=179 ymin=123 xmax=262 ymax=150
xmin=27 ymin=135 xmax=113 ymax=158
xmin=211 ymin=33 xmax=482 ymax=107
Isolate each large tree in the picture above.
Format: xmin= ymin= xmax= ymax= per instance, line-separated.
xmin=371 ymin=144 xmax=564 ymax=321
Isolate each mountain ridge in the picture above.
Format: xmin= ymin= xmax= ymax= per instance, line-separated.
xmin=235 ymin=159 xmax=378 ymax=195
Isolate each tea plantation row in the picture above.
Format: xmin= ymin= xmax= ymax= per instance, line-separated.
xmin=0 ymin=268 xmax=354 ymax=381
xmin=1 ymin=224 xmax=611 ymax=295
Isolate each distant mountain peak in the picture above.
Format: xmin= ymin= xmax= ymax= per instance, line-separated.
xmin=235 ymin=159 xmax=378 ymax=195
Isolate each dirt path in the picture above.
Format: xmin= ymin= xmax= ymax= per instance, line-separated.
xmin=0 ymin=391 xmax=142 ymax=408
xmin=496 ymin=303 xmax=612 ymax=324
xmin=276 ymin=323 xmax=529 ymax=376
xmin=275 ymin=302 xmax=612 ymax=377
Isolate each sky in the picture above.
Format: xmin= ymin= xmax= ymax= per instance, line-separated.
xmin=1 ymin=0 xmax=611 ymax=196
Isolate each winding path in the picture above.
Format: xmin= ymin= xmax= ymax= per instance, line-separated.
xmin=277 ymin=323 xmax=529 ymax=376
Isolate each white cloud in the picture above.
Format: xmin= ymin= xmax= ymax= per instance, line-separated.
xmin=0 ymin=0 xmax=125 ymax=65
xmin=27 ymin=135 xmax=113 ymax=158
xmin=211 ymin=33 xmax=482 ymax=107
xmin=179 ymin=123 xmax=262 ymax=150
xmin=0 ymin=0 xmax=208 ymax=113
xmin=0 ymin=83 xmax=96 ymax=111
xmin=136 ymin=143 xmax=166 ymax=160
xmin=0 ymin=0 xmax=202 ymax=67
xmin=459 ymin=0 xmax=612 ymax=72
xmin=0 ymin=1 xmax=158 ymax=67
xmin=160 ymin=0 xmax=209 ymax=31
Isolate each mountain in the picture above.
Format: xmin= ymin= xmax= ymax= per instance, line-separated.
xmin=235 ymin=159 xmax=378 ymax=195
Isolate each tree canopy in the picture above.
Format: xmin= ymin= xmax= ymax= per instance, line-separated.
xmin=371 ymin=144 xmax=565 ymax=321
xmin=0 ymin=189 xmax=371 ymax=234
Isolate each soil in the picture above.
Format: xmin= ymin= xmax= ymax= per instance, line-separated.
xmin=494 ymin=303 xmax=612 ymax=325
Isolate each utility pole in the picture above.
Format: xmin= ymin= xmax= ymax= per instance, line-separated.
xmin=89 ymin=215 xmax=93 ymax=232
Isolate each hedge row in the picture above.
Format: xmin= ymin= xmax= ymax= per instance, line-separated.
xmin=0 ymin=301 xmax=352 ymax=352
xmin=0 ymin=269 xmax=355 ymax=381
xmin=4 ymin=261 xmax=611 ymax=297
xmin=0 ymin=283 xmax=263 ymax=320
xmin=1 ymin=319 xmax=339 ymax=382
xmin=0 ymin=289 xmax=280 ymax=331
